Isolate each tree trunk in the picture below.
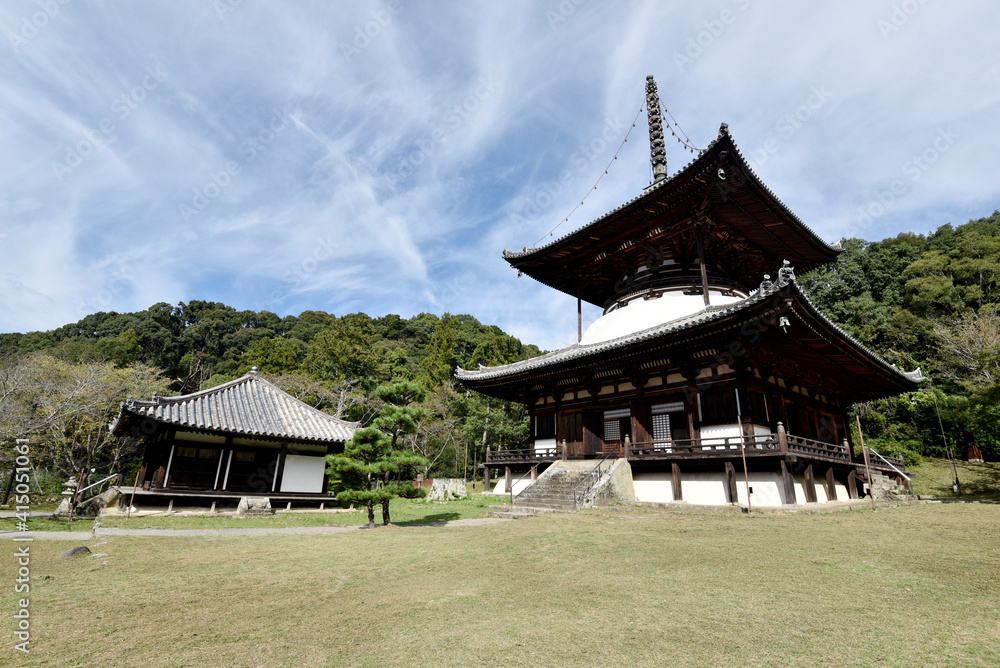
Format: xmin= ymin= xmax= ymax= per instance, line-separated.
xmin=382 ymin=499 xmax=391 ymax=525
xmin=366 ymin=501 xmax=375 ymax=529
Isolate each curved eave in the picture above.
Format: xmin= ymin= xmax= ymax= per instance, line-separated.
xmin=503 ymin=124 xmax=840 ymax=305
xmin=456 ymin=278 xmax=920 ymax=398
xmin=504 ymin=124 xmax=838 ymax=262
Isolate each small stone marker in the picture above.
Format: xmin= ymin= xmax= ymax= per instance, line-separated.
xmin=59 ymin=546 xmax=91 ymax=558
xmin=237 ymin=496 xmax=273 ymax=516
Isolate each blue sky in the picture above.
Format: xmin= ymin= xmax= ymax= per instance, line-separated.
xmin=2 ymin=1 xmax=999 ymax=351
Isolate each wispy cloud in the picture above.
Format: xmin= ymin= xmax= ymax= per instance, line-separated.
xmin=1 ymin=1 xmax=998 ymax=350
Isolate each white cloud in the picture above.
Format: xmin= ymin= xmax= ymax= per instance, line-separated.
xmin=1 ymin=1 xmax=998 ymax=350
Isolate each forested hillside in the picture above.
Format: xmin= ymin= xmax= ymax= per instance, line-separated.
xmin=798 ymin=210 xmax=1000 ymax=463
xmin=0 ymin=309 xmax=540 ymax=486
xmin=2 ymin=210 xmax=998 ymax=490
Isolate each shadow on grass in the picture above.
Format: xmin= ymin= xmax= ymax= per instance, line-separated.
xmin=392 ymin=512 xmax=462 ymax=526
xmin=961 ymin=465 xmax=1000 ymax=497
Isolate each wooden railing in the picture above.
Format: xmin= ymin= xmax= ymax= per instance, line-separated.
xmin=627 ymin=434 xmax=780 ymax=457
xmin=487 ymin=445 xmax=562 ymax=464
xmin=784 ymin=435 xmax=851 ymax=462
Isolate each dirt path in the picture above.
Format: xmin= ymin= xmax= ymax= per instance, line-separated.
xmin=0 ymin=516 xmax=508 ymax=541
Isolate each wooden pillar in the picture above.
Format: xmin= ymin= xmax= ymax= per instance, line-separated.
xmin=847 ymin=470 xmax=859 ymax=499
xmin=695 ymin=224 xmax=711 ymax=306
xmin=825 ymin=467 xmax=836 ymax=502
xmin=777 ymin=421 xmax=788 ymax=454
xmin=483 ymin=466 xmax=490 ymax=493
xmin=724 ymin=461 xmax=738 ymax=505
xmin=561 ymin=439 xmax=567 ymax=461
xmin=780 ymin=459 xmax=796 ymax=505
xmin=577 ymin=285 xmax=582 ymax=343
xmin=530 ymin=466 xmax=537 ymax=481
xmin=504 ymin=467 xmax=511 ymax=494
xmin=671 ymin=463 xmax=683 ymax=501
xmin=803 ymin=464 xmax=818 ymax=503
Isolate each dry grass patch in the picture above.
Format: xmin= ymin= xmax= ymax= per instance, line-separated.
xmin=3 ymin=504 xmax=998 ymax=667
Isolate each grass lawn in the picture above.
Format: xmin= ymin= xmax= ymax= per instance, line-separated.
xmin=3 ymin=503 xmax=998 ymax=667
xmin=911 ymin=457 xmax=1000 ymax=499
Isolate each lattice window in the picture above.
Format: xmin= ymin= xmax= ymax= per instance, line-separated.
xmin=603 ymin=419 xmax=620 ymax=442
xmin=652 ymin=413 xmax=671 ymax=443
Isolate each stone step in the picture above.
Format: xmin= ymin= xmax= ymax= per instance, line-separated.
xmin=487 ymin=505 xmax=565 ymax=519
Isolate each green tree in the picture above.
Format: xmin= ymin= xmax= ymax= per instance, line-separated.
xmin=327 ymin=381 xmax=429 ymax=527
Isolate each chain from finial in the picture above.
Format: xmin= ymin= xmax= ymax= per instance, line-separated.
xmin=645 ymin=75 xmax=668 ymax=181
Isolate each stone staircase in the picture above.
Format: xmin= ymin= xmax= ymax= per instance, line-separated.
xmin=486 ymin=460 xmax=635 ymax=519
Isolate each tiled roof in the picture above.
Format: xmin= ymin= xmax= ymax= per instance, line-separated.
xmin=455 ymin=269 xmax=923 ymax=387
xmin=111 ymin=370 xmax=357 ymax=443
xmin=502 ymin=123 xmax=836 ymax=262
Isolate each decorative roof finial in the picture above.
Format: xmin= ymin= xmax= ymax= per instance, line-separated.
xmin=645 ymin=75 xmax=668 ymax=181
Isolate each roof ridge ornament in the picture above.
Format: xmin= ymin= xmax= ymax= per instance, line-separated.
xmin=645 ymin=75 xmax=668 ymax=181
xmin=777 ymin=260 xmax=796 ymax=286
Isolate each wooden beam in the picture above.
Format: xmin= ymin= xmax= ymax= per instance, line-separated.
xmin=724 ymin=461 xmax=738 ymax=505
xmin=672 ymin=463 xmax=683 ymax=501
xmin=803 ymin=464 xmax=818 ymax=503
xmin=847 ymin=470 xmax=859 ymax=499
xmin=780 ymin=459 xmax=796 ymax=505
xmin=825 ymin=467 xmax=836 ymax=502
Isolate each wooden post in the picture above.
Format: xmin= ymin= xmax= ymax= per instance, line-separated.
xmin=671 ymin=463 xmax=683 ymax=501
xmin=504 ymin=467 xmax=511 ymax=494
xmin=724 ymin=461 xmax=738 ymax=505
xmin=695 ymin=224 xmax=711 ymax=306
xmin=577 ymin=285 xmax=583 ymax=343
xmin=825 ymin=467 xmax=836 ymax=502
xmin=530 ymin=466 xmax=537 ymax=481
xmin=856 ymin=415 xmax=877 ymax=511
xmin=847 ymin=470 xmax=859 ymax=499
xmin=737 ymin=413 xmax=751 ymax=512
xmin=803 ymin=464 xmax=817 ymax=503
xmin=483 ymin=466 xmax=490 ymax=493
xmin=780 ymin=459 xmax=796 ymax=505
xmin=561 ymin=439 xmax=568 ymax=461
xmin=777 ymin=421 xmax=788 ymax=454
xmin=126 ymin=467 xmax=141 ymax=520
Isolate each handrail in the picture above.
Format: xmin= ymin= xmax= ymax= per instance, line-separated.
xmin=509 ymin=467 xmax=536 ymax=505
xmin=487 ymin=445 xmax=562 ymax=464
xmin=866 ymin=447 xmax=911 ymax=481
xmin=78 ymin=473 xmax=121 ymax=499
xmin=574 ymin=454 xmax=613 ymax=510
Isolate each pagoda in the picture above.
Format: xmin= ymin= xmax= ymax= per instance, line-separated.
xmin=456 ymin=76 xmax=920 ymax=507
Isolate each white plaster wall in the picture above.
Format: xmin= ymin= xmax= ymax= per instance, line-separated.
xmin=733 ymin=473 xmax=786 ymax=507
xmin=636 ymin=470 xmax=847 ymax=507
xmin=677 ymin=472 xmax=729 ymax=505
xmin=490 ymin=478 xmax=534 ymax=495
xmin=279 ymin=455 xmax=326 ymax=493
xmin=700 ymin=424 xmax=742 ymax=449
xmin=790 ymin=475 xmax=848 ymax=504
xmin=533 ymin=438 xmax=557 ymax=457
xmin=580 ymin=290 xmax=745 ymax=345
xmin=632 ymin=472 xmax=675 ymax=503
